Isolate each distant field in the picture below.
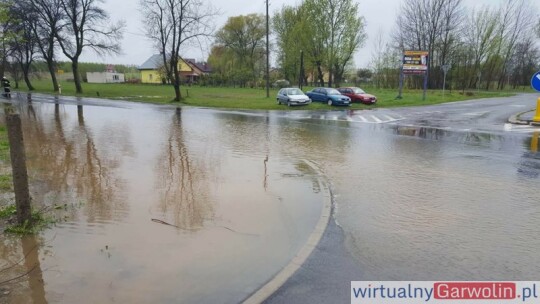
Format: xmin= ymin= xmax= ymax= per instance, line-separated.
xmin=19 ymin=79 xmax=520 ymax=110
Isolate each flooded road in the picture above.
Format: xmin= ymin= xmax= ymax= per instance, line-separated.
xmin=1 ymin=94 xmax=540 ymax=303
xmin=1 ymin=99 xmax=327 ymax=303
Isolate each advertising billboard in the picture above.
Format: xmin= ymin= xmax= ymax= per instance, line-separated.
xmin=403 ymin=51 xmax=429 ymax=75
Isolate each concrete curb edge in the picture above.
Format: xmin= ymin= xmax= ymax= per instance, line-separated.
xmin=242 ymin=159 xmax=333 ymax=304
xmin=508 ymin=110 xmax=534 ymax=125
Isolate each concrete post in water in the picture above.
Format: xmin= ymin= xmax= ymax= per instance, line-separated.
xmin=533 ymin=97 xmax=540 ymax=123
xmin=5 ymin=108 xmax=32 ymax=224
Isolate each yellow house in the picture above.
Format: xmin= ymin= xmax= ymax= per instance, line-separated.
xmin=138 ymin=54 xmax=194 ymax=84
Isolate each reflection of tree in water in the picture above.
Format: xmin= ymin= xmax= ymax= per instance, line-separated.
xmin=155 ymin=108 xmax=213 ymax=230
xmin=20 ymin=103 xmax=130 ymax=222
xmin=0 ymin=235 xmax=47 ymax=304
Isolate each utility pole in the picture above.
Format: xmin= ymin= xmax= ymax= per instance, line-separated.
xmin=4 ymin=107 xmax=31 ymax=225
xmin=299 ymin=50 xmax=304 ymax=90
xmin=266 ymin=0 xmax=270 ymax=98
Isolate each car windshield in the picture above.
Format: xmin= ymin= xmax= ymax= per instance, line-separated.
xmin=352 ymin=88 xmax=366 ymax=94
xmin=326 ymin=89 xmax=341 ymax=95
xmin=287 ymin=88 xmax=303 ymax=95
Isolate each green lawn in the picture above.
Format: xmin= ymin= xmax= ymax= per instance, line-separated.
xmin=20 ymin=79 xmax=518 ymax=110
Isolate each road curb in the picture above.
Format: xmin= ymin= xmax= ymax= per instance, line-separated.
xmin=242 ymin=159 xmax=333 ymax=304
xmin=508 ymin=110 xmax=534 ymax=125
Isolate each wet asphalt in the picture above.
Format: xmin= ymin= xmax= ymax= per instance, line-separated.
xmin=265 ymin=93 xmax=540 ymax=304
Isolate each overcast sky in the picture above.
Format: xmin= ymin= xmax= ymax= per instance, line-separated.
xmin=78 ymin=0 xmax=539 ymax=68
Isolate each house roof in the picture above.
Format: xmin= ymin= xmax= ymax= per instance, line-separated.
xmin=138 ymin=54 xmax=212 ymax=73
xmin=138 ymin=54 xmax=166 ymax=70
xmin=185 ymin=59 xmax=212 ymax=73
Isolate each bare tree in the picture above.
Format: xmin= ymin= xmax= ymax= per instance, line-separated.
xmin=495 ymin=0 xmax=535 ymax=90
xmin=56 ymin=0 xmax=124 ymax=94
xmin=27 ymin=0 xmax=64 ymax=92
xmin=140 ymin=0 xmax=217 ymax=102
xmin=463 ymin=6 xmax=498 ymax=88
xmin=394 ymin=0 xmax=464 ymax=88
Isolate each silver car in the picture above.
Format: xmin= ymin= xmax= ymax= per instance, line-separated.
xmin=277 ymin=88 xmax=312 ymax=106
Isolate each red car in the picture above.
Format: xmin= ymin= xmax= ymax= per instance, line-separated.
xmin=337 ymin=87 xmax=377 ymax=104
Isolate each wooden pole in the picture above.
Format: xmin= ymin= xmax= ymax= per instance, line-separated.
xmin=5 ymin=108 xmax=32 ymax=225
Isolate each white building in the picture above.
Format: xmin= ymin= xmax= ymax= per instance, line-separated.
xmin=86 ymin=72 xmax=125 ymax=83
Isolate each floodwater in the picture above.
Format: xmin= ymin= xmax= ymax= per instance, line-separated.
xmin=1 ymin=95 xmax=540 ymax=303
xmin=0 ymin=97 xmax=327 ymax=303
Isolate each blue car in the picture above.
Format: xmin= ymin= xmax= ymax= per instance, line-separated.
xmin=306 ymin=87 xmax=351 ymax=106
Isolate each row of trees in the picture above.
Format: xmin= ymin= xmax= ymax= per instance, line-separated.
xmin=371 ymin=0 xmax=540 ymax=91
xmin=206 ymin=0 xmax=366 ymax=88
xmin=0 ymin=0 xmax=124 ymax=94
xmin=273 ymin=0 xmax=366 ymax=88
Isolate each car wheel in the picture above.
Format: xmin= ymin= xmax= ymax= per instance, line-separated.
xmin=327 ymin=99 xmax=333 ymax=106
xmin=287 ymin=101 xmax=292 ymax=107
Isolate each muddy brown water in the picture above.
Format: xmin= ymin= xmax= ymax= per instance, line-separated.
xmin=0 ymin=101 xmax=326 ymax=303
xmin=1 ymin=97 xmax=540 ymax=303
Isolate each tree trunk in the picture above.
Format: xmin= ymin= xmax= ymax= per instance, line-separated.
xmin=72 ymin=61 xmax=83 ymax=94
xmin=172 ymin=59 xmax=182 ymax=102
xmin=46 ymin=59 xmax=59 ymax=92
xmin=173 ymin=84 xmax=181 ymax=102
xmin=316 ymin=61 xmax=324 ymax=87
xmin=328 ymin=68 xmax=333 ymax=87
xmin=21 ymin=64 xmax=34 ymax=91
xmin=23 ymin=73 xmax=34 ymax=91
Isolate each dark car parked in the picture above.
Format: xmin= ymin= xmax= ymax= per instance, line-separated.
xmin=305 ymin=87 xmax=351 ymax=106
xmin=337 ymin=87 xmax=377 ymax=104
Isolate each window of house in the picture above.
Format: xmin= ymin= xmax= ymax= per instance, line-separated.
xmin=149 ymin=74 xmax=153 ymax=80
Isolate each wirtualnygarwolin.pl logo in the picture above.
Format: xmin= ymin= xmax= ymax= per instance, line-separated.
xmin=351 ymin=281 xmax=539 ymax=303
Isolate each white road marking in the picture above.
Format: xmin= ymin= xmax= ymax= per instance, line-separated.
xmin=383 ymin=115 xmax=397 ymax=121
xmin=357 ymin=116 xmax=368 ymax=123
xmin=370 ymin=115 xmax=383 ymax=123
xmin=463 ymin=112 xmax=488 ymax=116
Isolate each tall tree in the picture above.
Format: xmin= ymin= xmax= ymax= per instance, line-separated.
xmin=495 ymin=0 xmax=535 ymax=90
xmin=324 ymin=0 xmax=366 ymax=87
xmin=463 ymin=7 xmax=498 ymax=88
xmin=215 ymin=14 xmax=266 ymax=86
xmin=330 ymin=0 xmax=366 ymax=86
xmin=273 ymin=6 xmax=310 ymax=84
xmin=27 ymin=0 xmax=64 ymax=92
xmin=302 ymin=0 xmax=330 ymax=86
xmin=140 ymin=0 xmax=216 ymax=101
xmin=0 ymin=0 xmax=13 ymax=78
xmin=274 ymin=0 xmax=366 ymax=87
xmin=56 ymin=0 xmax=124 ymax=94
xmin=394 ymin=0 xmax=464 ymax=88
xmin=8 ymin=0 xmax=38 ymax=90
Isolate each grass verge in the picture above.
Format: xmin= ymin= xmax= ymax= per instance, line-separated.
xmin=0 ymin=206 xmax=55 ymax=235
xmin=20 ymin=80 xmax=520 ymax=110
